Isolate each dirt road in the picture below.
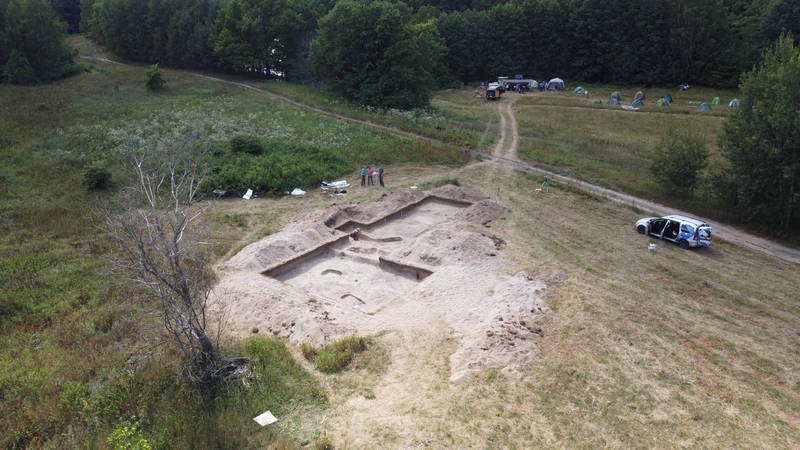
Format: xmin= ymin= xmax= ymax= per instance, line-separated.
xmin=490 ymin=96 xmax=519 ymax=159
xmin=80 ymin=57 xmax=800 ymax=264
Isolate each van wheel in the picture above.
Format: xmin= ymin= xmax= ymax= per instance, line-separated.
xmin=637 ymin=225 xmax=646 ymax=235
xmin=679 ymin=240 xmax=689 ymax=250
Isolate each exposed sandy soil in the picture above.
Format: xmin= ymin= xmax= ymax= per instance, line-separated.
xmin=212 ymin=186 xmax=564 ymax=382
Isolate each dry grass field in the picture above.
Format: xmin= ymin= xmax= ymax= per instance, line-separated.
xmin=206 ymin=162 xmax=799 ymax=448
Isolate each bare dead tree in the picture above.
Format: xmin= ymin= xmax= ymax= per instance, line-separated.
xmin=104 ymin=127 xmax=247 ymax=390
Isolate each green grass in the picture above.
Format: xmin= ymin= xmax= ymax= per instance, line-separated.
xmin=302 ymin=337 xmax=372 ymax=373
xmin=0 ymin=36 xmax=467 ymax=447
xmin=261 ymin=82 xmax=490 ymax=149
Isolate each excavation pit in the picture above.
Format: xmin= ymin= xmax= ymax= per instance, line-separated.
xmin=337 ymin=197 xmax=470 ymax=239
xmin=271 ymin=249 xmax=431 ymax=314
xmin=262 ymin=197 xmax=468 ymax=314
xmin=215 ymin=186 xmax=559 ymax=381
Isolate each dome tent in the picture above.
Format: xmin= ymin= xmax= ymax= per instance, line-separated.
xmin=697 ymin=103 xmax=712 ymax=111
xmin=711 ymin=97 xmax=720 ymax=105
xmin=729 ymin=98 xmax=741 ymax=108
xmin=609 ymin=91 xmax=622 ymax=105
xmin=546 ymin=78 xmax=565 ymax=91
xmin=574 ymin=86 xmax=587 ymax=95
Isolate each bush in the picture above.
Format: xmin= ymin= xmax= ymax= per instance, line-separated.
xmin=229 ymin=135 xmax=264 ymax=155
xmin=3 ymin=50 xmax=36 ymax=84
xmin=304 ymin=336 xmax=371 ymax=373
xmin=145 ymin=64 xmax=165 ymax=91
xmin=205 ymin=140 xmax=350 ymax=195
xmin=82 ymin=163 xmax=112 ymax=191
xmin=650 ymin=128 xmax=709 ymax=195
xmin=107 ymin=418 xmax=152 ymax=450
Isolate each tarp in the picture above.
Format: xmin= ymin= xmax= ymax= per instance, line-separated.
xmin=290 ymin=188 xmax=306 ymax=196
xmin=697 ymin=103 xmax=712 ymax=111
xmin=729 ymin=98 xmax=741 ymax=108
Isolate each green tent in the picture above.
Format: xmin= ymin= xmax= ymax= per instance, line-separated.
xmin=711 ymin=97 xmax=720 ymax=105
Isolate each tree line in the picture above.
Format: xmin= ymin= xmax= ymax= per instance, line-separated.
xmin=4 ymin=0 xmax=798 ymax=94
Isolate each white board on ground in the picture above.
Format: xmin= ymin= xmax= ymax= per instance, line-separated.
xmin=243 ymin=189 xmax=254 ymax=200
xmin=253 ymin=410 xmax=278 ymax=427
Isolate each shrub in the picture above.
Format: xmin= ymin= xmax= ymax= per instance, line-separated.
xmin=60 ymin=381 xmax=90 ymax=415
xmin=650 ymin=127 xmax=709 ymax=195
xmin=205 ymin=141 xmax=350 ymax=195
xmin=107 ymin=418 xmax=152 ymax=450
xmin=82 ymin=163 xmax=111 ymax=191
xmin=3 ymin=49 xmax=37 ymax=84
xmin=305 ymin=336 xmax=371 ymax=373
xmin=145 ymin=64 xmax=165 ymax=91
xmin=229 ymin=135 xmax=264 ymax=155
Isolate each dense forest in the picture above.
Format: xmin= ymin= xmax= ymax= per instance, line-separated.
xmin=2 ymin=0 xmax=797 ymax=89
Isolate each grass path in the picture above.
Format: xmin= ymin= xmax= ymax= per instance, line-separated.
xmin=78 ymin=56 xmax=800 ymax=265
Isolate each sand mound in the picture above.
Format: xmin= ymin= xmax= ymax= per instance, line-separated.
xmin=454 ymin=199 xmax=506 ymax=225
xmin=448 ymin=272 xmax=554 ymax=382
xmin=324 ymin=189 xmax=427 ymax=228
xmin=429 ymin=184 xmax=489 ymax=203
xmin=212 ymin=186 xmax=564 ymax=380
xmin=222 ymin=223 xmax=341 ymax=272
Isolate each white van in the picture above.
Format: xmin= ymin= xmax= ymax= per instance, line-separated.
xmin=635 ymin=215 xmax=712 ymax=249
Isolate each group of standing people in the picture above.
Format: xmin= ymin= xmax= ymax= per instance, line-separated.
xmin=360 ymin=166 xmax=385 ymax=187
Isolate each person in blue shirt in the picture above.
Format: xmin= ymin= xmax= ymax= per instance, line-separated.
xmin=360 ymin=167 xmax=366 ymax=186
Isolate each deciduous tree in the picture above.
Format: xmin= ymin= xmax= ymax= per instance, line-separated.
xmin=719 ymin=35 xmax=800 ymax=235
xmin=311 ymin=0 xmax=439 ymax=109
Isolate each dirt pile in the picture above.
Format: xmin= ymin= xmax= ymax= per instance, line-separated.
xmin=212 ymin=185 xmax=564 ymax=381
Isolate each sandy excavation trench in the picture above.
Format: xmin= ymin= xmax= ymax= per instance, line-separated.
xmin=213 ymin=186 xmax=565 ymax=381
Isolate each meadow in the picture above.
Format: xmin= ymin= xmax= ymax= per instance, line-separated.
xmin=0 ymin=40 xmax=466 ymax=447
xmin=1 ymin=35 xmax=798 ymax=448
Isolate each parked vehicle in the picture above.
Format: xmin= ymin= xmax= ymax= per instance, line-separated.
xmin=635 ymin=215 xmax=712 ymax=249
xmin=486 ymin=83 xmax=502 ymax=100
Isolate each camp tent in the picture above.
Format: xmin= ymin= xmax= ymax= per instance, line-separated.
xmin=729 ymin=98 xmax=741 ymax=108
xmin=574 ymin=86 xmax=587 ymax=95
xmin=546 ymin=78 xmax=565 ymax=91
xmin=663 ymin=93 xmax=673 ymax=103
xmin=656 ymin=98 xmax=670 ymax=107
xmin=608 ymin=97 xmax=620 ymax=106
xmin=697 ymin=103 xmax=712 ymax=111
xmin=711 ymin=97 xmax=720 ymax=105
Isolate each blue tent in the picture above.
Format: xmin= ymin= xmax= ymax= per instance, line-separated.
xmin=697 ymin=103 xmax=712 ymax=111
xmin=663 ymin=93 xmax=673 ymax=103
xmin=729 ymin=98 xmax=741 ymax=108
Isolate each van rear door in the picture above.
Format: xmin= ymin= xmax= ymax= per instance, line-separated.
xmin=697 ymin=225 xmax=712 ymax=247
